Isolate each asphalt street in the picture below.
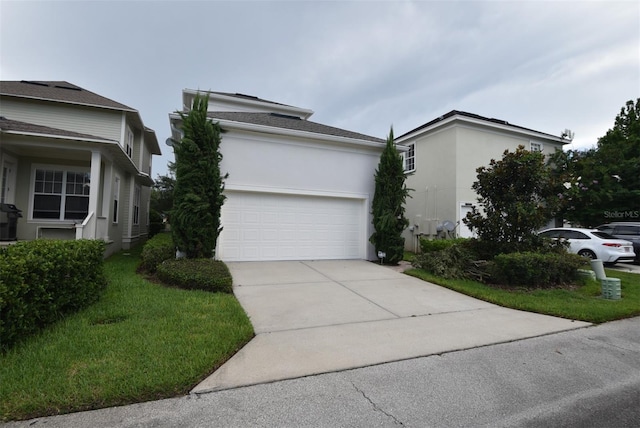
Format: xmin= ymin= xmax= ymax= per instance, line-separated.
xmin=5 ymin=316 xmax=639 ymax=428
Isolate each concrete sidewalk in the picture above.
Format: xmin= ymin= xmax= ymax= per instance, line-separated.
xmin=192 ymin=260 xmax=590 ymax=393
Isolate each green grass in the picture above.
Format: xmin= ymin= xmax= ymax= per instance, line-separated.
xmin=406 ymin=268 xmax=640 ymax=324
xmin=403 ymin=251 xmax=416 ymax=262
xmin=0 ymin=246 xmax=254 ymax=421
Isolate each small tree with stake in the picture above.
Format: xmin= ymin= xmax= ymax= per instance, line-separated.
xmin=370 ymin=128 xmax=410 ymax=265
xmin=171 ymin=93 xmax=227 ymax=259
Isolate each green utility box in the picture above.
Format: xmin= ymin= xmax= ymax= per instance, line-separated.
xmin=601 ymin=278 xmax=622 ymax=300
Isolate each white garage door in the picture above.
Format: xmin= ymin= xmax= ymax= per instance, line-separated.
xmin=218 ymin=192 xmax=365 ymax=261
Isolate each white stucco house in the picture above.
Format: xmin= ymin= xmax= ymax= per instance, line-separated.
xmin=169 ymin=90 xmax=391 ymax=261
xmin=0 ymin=81 xmax=161 ymax=256
xmin=395 ymin=110 xmax=571 ymax=252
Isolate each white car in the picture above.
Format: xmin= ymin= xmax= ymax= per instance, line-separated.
xmin=538 ymin=227 xmax=636 ymax=265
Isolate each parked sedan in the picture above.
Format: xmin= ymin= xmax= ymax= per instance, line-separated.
xmin=596 ymin=222 xmax=640 ymax=263
xmin=538 ymin=227 xmax=636 ymax=265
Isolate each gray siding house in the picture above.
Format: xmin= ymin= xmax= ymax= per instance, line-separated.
xmin=0 ymin=81 xmax=161 ymax=255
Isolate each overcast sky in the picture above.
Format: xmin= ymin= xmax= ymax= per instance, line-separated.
xmin=1 ymin=0 xmax=638 ymax=178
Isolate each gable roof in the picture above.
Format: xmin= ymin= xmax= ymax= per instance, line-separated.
xmin=1 ymin=80 xmax=161 ymax=155
xmin=0 ymin=116 xmax=113 ymax=142
xmin=396 ymin=110 xmax=567 ymax=143
xmin=206 ymin=111 xmax=384 ymax=143
xmin=0 ymin=80 xmax=135 ymax=111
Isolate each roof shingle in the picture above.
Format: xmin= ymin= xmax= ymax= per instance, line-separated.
xmin=396 ymin=110 xmax=562 ymax=141
xmin=205 ymin=111 xmax=384 ymax=143
xmin=0 ymin=80 xmax=134 ymax=111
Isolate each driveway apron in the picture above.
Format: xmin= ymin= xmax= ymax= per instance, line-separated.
xmin=192 ymin=260 xmax=590 ymax=394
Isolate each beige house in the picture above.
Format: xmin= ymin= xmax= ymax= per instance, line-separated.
xmin=0 ymin=81 xmax=161 ymax=256
xmin=396 ymin=110 xmax=571 ymax=252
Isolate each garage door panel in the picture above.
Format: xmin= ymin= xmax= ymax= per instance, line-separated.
xmin=219 ymin=192 xmax=365 ymax=261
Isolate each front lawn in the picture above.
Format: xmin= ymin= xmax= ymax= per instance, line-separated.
xmin=0 ymin=246 xmax=254 ymax=422
xmin=406 ymin=268 xmax=640 ymax=323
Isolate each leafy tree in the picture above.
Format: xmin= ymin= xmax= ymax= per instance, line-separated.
xmin=464 ymin=145 xmax=558 ymax=254
xmin=171 ymin=93 xmax=228 ymax=259
xmin=370 ymin=128 xmax=410 ymax=264
xmin=549 ymin=99 xmax=640 ymax=227
xmin=150 ymin=171 xmax=175 ymax=221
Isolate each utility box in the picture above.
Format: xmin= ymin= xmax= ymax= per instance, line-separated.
xmin=0 ymin=203 xmax=22 ymax=241
xmin=601 ymin=278 xmax=622 ymax=300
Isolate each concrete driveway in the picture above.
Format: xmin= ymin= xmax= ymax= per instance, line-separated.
xmin=193 ymin=260 xmax=590 ymax=394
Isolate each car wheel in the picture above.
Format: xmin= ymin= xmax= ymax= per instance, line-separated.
xmin=578 ymin=249 xmax=597 ymax=260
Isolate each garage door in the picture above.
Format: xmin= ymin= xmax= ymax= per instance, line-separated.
xmin=218 ymin=192 xmax=365 ymax=261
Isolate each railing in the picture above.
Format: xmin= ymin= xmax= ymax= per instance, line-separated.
xmin=75 ymin=211 xmax=95 ymax=240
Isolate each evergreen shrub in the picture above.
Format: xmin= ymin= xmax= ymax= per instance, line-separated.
xmin=138 ymin=232 xmax=174 ymax=273
xmin=489 ymin=252 xmax=586 ymax=288
xmin=0 ymin=239 xmax=106 ymax=351
xmin=419 ymin=238 xmax=467 ymax=254
xmin=370 ymin=128 xmax=410 ymax=265
xmin=172 ymin=93 xmax=227 ymax=259
xmin=156 ymin=259 xmax=232 ymax=293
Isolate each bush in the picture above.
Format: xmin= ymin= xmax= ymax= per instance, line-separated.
xmin=412 ymin=243 xmax=476 ymax=279
xmin=156 ymin=259 xmax=233 ymax=293
xmin=0 ymin=239 xmax=106 ymax=351
xmin=139 ymin=232 xmax=174 ymax=273
xmin=459 ymin=238 xmax=500 ymax=260
xmin=489 ymin=251 xmax=586 ymax=288
xmin=419 ymin=238 xmax=468 ymax=254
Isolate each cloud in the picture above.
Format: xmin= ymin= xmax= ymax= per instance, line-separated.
xmin=1 ymin=0 xmax=638 ymax=177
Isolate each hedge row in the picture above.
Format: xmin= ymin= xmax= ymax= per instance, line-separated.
xmin=0 ymin=239 xmax=106 ymax=351
xmin=489 ymin=252 xmax=586 ymax=288
xmin=413 ymin=239 xmax=587 ymax=288
xmin=156 ymin=259 xmax=233 ymax=293
xmin=419 ymin=238 xmax=468 ymax=254
xmin=138 ymin=232 xmax=174 ymax=273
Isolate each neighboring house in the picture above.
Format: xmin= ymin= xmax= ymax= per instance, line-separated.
xmin=395 ymin=110 xmax=571 ymax=251
xmin=169 ymin=90 xmax=392 ymax=261
xmin=0 ymin=81 xmax=161 ymax=256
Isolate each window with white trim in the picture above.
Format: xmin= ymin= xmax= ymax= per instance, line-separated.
xmin=133 ymin=184 xmax=141 ymax=225
xmin=126 ymin=127 xmax=134 ymax=158
xmin=32 ymin=168 xmax=90 ymax=220
xmin=530 ymin=141 xmax=543 ymax=152
xmin=403 ymin=143 xmax=415 ymax=172
xmin=112 ymin=176 xmax=120 ymax=223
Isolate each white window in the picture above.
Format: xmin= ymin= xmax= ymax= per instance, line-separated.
xmin=112 ymin=176 xmax=120 ymax=223
xmin=133 ymin=184 xmax=141 ymax=225
xmin=126 ymin=127 xmax=134 ymax=158
xmin=403 ymin=143 xmax=415 ymax=172
xmin=530 ymin=141 xmax=543 ymax=152
xmin=32 ymin=167 xmax=90 ymax=220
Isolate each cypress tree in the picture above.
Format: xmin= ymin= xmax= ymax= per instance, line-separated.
xmin=370 ymin=128 xmax=410 ymax=264
xmin=171 ymin=93 xmax=227 ymax=259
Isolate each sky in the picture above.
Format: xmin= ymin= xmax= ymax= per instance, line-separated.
xmin=1 ymin=0 xmax=639 ymax=178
